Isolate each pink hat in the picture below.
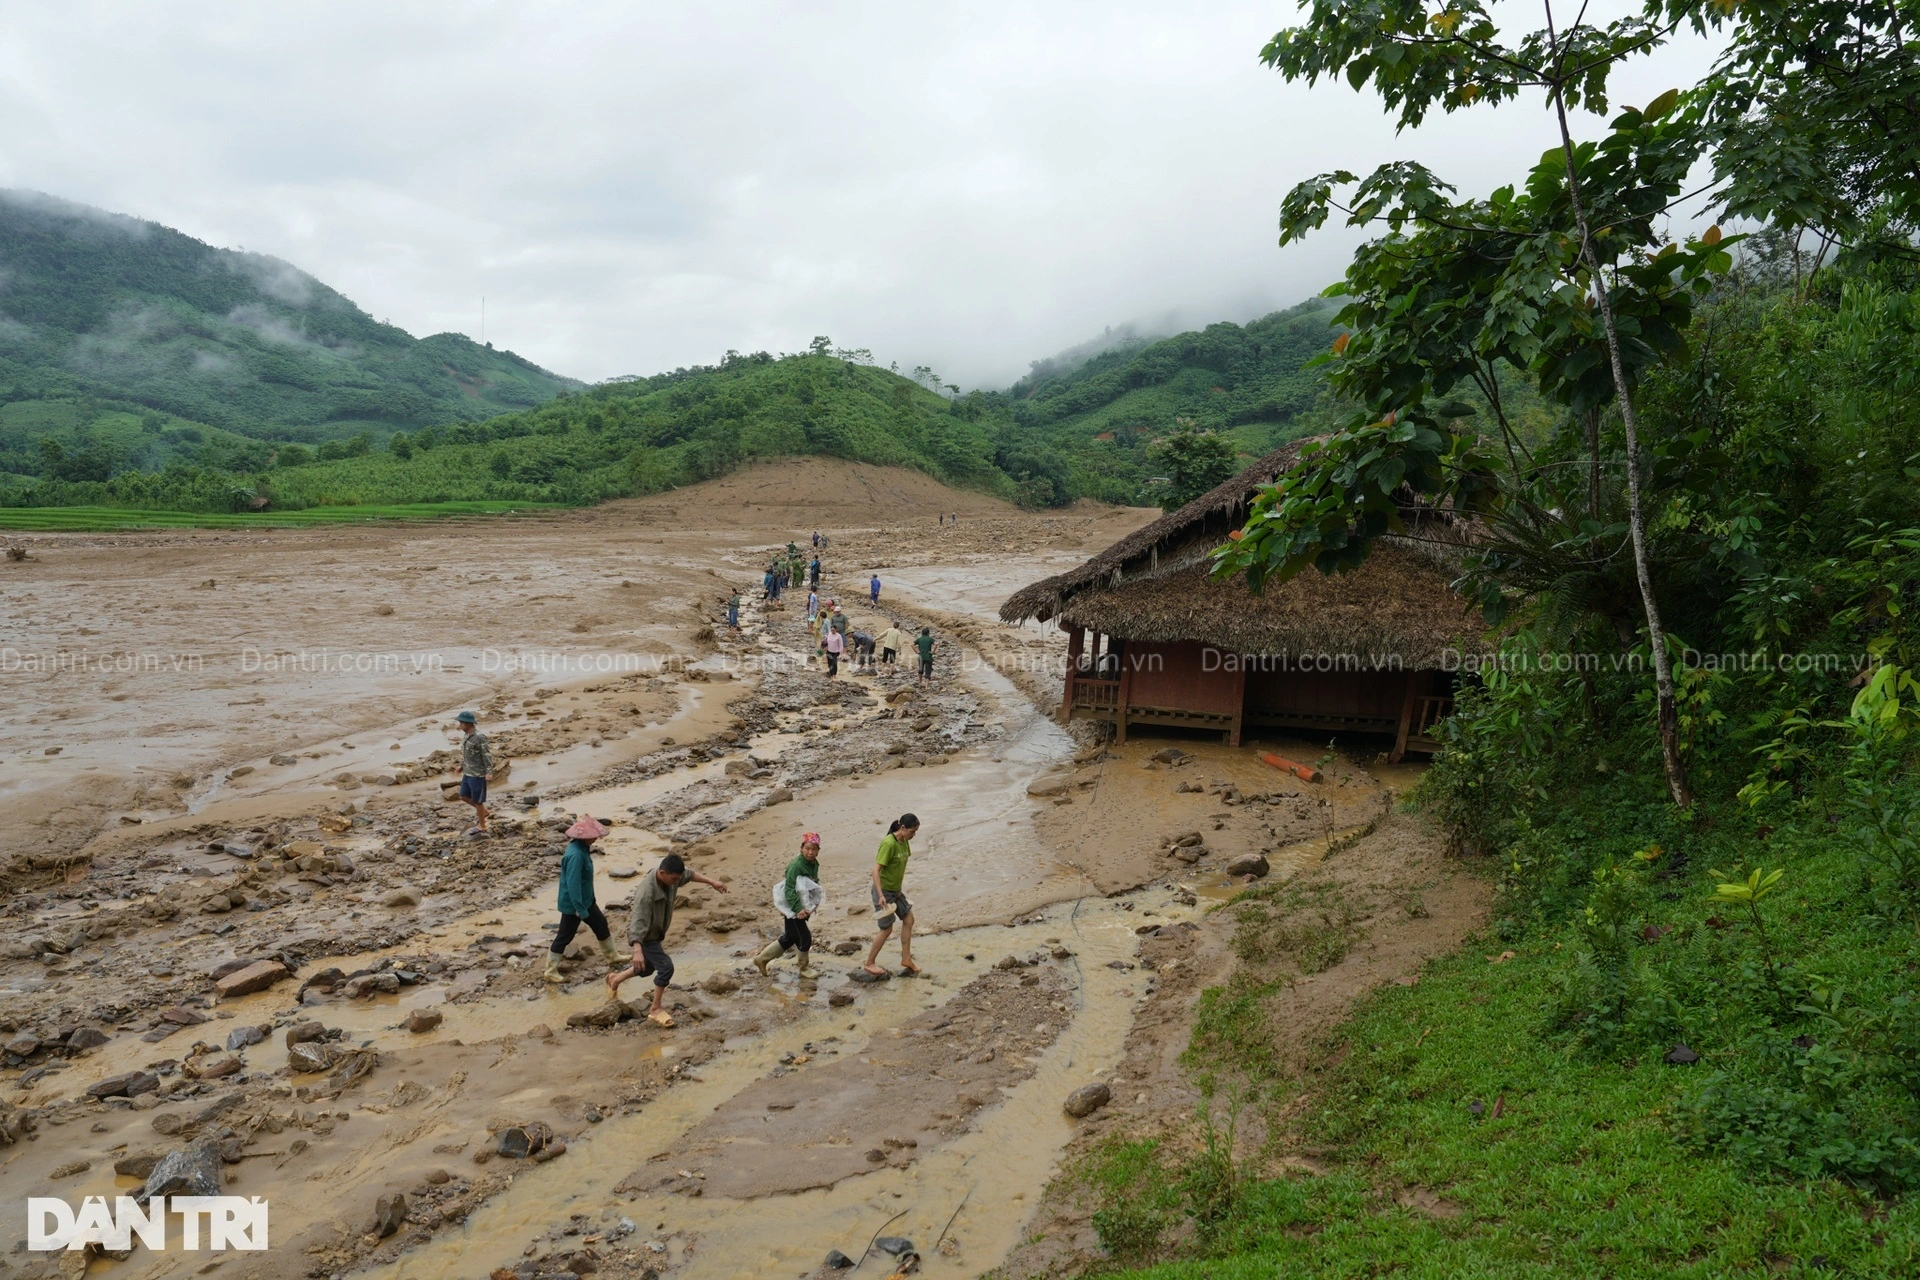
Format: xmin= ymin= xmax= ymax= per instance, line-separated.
xmin=565 ymin=816 xmax=608 ymax=840
xmin=801 ymin=832 xmax=821 ymax=846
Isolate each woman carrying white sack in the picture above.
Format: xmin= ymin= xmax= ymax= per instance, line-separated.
xmin=755 ymin=831 xmax=824 ymax=975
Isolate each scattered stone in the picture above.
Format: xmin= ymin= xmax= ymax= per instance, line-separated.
xmin=190 ymin=1055 xmax=243 ymax=1080
xmin=764 ymin=788 xmax=793 ymax=806
xmin=151 ymin=1113 xmax=187 ymax=1136
xmin=874 ymin=1236 xmax=917 ymax=1257
xmin=994 ymin=955 xmax=1023 ymax=970
xmin=1225 ymin=853 xmax=1271 ymax=878
xmin=214 ymin=959 xmax=291 ymax=999
xmin=405 ymin=1009 xmax=444 ymax=1034
xmin=1152 ymin=747 xmax=1188 ymax=764
xmin=5 ymin=1032 xmax=39 ymax=1056
xmin=700 ymin=972 xmax=740 ymax=996
xmin=1665 ymin=1043 xmax=1700 ymax=1065
xmin=50 ymin=1159 xmax=90 ymax=1178
xmin=827 ymin=990 xmax=855 ymax=1008
xmin=824 ymin=1249 xmax=855 ymax=1269
xmin=344 ymin=973 xmax=402 ymax=998
xmin=269 ymin=754 xmax=297 ymax=766
xmin=531 ymin=1137 xmax=568 ymax=1163
xmin=66 ymin=1027 xmax=110 ymax=1051
xmin=370 ymin=1192 xmax=407 ymax=1239
xmin=608 ymin=867 xmax=639 ymax=880
xmin=284 ymin=1020 xmax=329 ymax=1047
xmin=1025 ymin=776 xmax=1071 ymax=797
xmin=1051 ymin=946 xmax=1072 ymax=960
xmin=831 ymin=940 xmax=862 ymax=956
xmin=847 ymin=968 xmax=890 ymax=984
xmin=1064 ymin=1083 xmax=1112 ymax=1118
xmin=160 ymin=1005 xmax=208 ymax=1026
xmin=425 ymin=1168 xmax=452 ymax=1185
xmin=384 ymin=889 xmax=420 ymax=908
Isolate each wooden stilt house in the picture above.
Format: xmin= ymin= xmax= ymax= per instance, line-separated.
xmin=1000 ymin=440 xmax=1474 ymax=762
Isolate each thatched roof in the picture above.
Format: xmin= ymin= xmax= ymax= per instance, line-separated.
xmin=1002 ymin=438 xmax=1315 ymax=624
xmin=1045 ymin=546 xmax=1475 ymax=667
xmin=1001 ymin=438 xmax=1479 ymax=664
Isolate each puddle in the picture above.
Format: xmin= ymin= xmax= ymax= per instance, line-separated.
xmin=360 ymin=893 xmax=1175 ymax=1279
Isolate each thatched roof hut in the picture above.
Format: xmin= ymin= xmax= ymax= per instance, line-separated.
xmin=1001 ymin=437 xmax=1475 ymax=662
xmin=1002 ymin=439 xmax=1477 ymax=755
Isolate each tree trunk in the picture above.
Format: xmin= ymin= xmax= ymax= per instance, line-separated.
xmin=1551 ymin=91 xmax=1692 ymax=809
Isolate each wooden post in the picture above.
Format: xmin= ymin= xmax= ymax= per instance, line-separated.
xmin=1061 ymin=625 xmax=1083 ymax=723
xmin=1390 ymin=670 xmax=1423 ymax=764
xmin=1114 ymin=637 xmax=1131 ymax=745
xmin=1226 ymin=660 xmax=1247 ymax=747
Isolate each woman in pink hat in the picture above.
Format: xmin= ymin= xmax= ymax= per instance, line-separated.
xmin=755 ymin=832 xmax=824 ymax=975
xmin=546 ymin=815 xmax=621 ymax=983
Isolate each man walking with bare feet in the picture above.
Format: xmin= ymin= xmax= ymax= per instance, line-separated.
xmin=608 ymin=853 xmax=728 ymax=1026
xmin=454 ymin=711 xmax=491 ymax=836
xmin=864 ymin=814 xmax=920 ymax=976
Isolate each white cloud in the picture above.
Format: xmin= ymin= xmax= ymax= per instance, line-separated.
xmin=0 ymin=1 xmax=1722 ymax=388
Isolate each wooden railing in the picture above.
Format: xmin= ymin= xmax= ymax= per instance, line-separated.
xmin=1070 ymin=678 xmax=1121 ymax=713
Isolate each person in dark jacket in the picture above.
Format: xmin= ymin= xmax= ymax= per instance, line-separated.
xmin=545 ymin=816 xmax=620 ymax=982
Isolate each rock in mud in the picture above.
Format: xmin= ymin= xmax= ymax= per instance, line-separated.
xmin=214 ymin=959 xmax=290 ymax=998
xmin=823 ymin=1249 xmax=855 ymax=1269
xmin=994 ymin=955 xmax=1024 ymax=970
xmin=87 ymin=1071 xmax=157 ymax=1099
xmin=225 ymin=1025 xmax=266 ymax=1051
xmin=161 ymin=1005 xmax=208 ymax=1026
xmin=384 ymin=888 xmax=420 ymax=908
xmin=1225 ymin=853 xmax=1271 ymax=878
xmin=1025 ymin=776 xmax=1071 ymax=797
xmin=285 ymin=1020 xmax=329 ymax=1047
xmin=765 ymin=788 xmax=794 ymax=805
xmin=405 ymin=1009 xmax=444 ymax=1033
xmin=114 ymin=1152 xmax=164 ymax=1178
xmin=370 ymin=1191 xmax=407 ymax=1238
xmin=65 ymin=1027 xmax=110 ymax=1051
xmin=270 ymin=754 xmax=297 ymax=766
xmin=345 ymin=972 xmax=402 ymax=998
xmin=140 ymin=1137 xmax=223 ymax=1204
xmin=874 ymin=1236 xmax=918 ymax=1257
xmin=288 ymin=1042 xmax=336 ymax=1074
xmin=50 ymin=1159 xmax=90 ymax=1178
xmin=1064 ymin=1083 xmax=1112 ymax=1118
xmin=848 ymin=968 xmax=890 ymax=984
xmin=700 ymin=972 xmax=740 ymax=995
xmin=827 ymin=990 xmax=854 ymax=1008
xmin=531 ymin=1137 xmax=568 ymax=1163
xmin=497 ymin=1121 xmax=555 ymax=1159
xmin=328 ymin=1047 xmax=378 ymax=1087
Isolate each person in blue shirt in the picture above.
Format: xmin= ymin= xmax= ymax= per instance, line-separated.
xmin=546 ymin=816 xmax=621 ymax=982
xmin=869 ymin=573 xmax=881 ymax=605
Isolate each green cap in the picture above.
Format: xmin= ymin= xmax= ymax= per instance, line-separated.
xmin=456 ymin=711 xmax=477 ymax=724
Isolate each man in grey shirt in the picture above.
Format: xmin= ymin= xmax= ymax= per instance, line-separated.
xmin=455 ymin=711 xmax=492 ymax=835
xmin=606 ymin=853 xmax=729 ymax=1027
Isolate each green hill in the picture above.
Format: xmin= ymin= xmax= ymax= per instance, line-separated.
xmin=990 ymin=299 xmax=1341 ymax=502
xmin=0 ymin=190 xmax=577 ymax=444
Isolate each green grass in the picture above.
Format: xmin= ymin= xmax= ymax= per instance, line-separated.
xmin=0 ymin=500 xmax=567 ymax=530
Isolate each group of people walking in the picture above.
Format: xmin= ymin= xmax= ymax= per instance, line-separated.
xmin=535 ymin=812 xmax=924 ymax=1025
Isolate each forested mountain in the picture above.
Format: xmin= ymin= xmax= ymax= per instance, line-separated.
xmin=0 ymin=190 xmax=576 ymax=441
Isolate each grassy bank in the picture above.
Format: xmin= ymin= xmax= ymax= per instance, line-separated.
xmin=0 ymin=500 xmax=565 ymax=531
xmin=1079 ymin=772 xmax=1920 ymax=1278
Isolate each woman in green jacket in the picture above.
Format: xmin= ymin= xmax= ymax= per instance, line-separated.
xmin=545 ymin=816 xmax=622 ymax=982
xmin=755 ymin=832 xmax=824 ymax=975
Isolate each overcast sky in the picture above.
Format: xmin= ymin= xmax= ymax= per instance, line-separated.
xmin=0 ymin=2 xmax=1721 ymax=388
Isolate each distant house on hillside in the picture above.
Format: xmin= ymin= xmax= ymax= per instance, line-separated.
xmin=1000 ymin=440 xmax=1476 ymax=761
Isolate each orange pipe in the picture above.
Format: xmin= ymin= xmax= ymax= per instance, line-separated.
xmin=1260 ymin=752 xmax=1322 ymax=783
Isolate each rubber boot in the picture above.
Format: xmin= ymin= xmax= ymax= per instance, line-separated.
xmin=597 ymin=935 xmax=622 ymax=967
xmin=753 ymin=940 xmax=785 ymax=976
xmin=796 ymin=949 xmax=813 ymax=976
xmin=543 ymin=952 xmax=565 ymax=984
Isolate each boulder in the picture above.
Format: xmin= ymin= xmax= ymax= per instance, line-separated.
xmin=1025 ymin=776 xmax=1071 ymax=798
xmin=699 ymin=972 xmax=740 ymax=996
xmin=370 ymin=1192 xmax=407 ymax=1239
xmin=65 ymin=1027 xmax=110 ymax=1051
xmin=827 ymin=990 xmax=855 ymax=1008
xmin=344 ymin=973 xmax=402 ymax=999
xmin=139 ymin=1137 xmax=223 ymax=1205
xmin=404 ymin=1009 xmax=443 ymax=1034
xmin=384 ymin=889 xmax=420 ymax=908
xmin=1064 ymin=1083 xmax=1112 ymax=1118
xmin=5 ymin=1032 xmax=40 ymax=1056
xmin=160 ymin=1005 xmax=208 ymax=1026
xmin=284 ymin=1020 xmax=329 ymax=1047
xmin=497 ymin=1122 xmax=554 ymax=1159
xmin=214 ymin=959 xmax=291 ymax=999
xmin=764 ymin=788 xmax=794 ymax=806
xmin=1152 ymin=747 xmax=1188 ymax=764
xmin=87 ymin=1071 xmax=158 ymax=1099
xmin=1225 ymin=853 xmax=1271 ymax=878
